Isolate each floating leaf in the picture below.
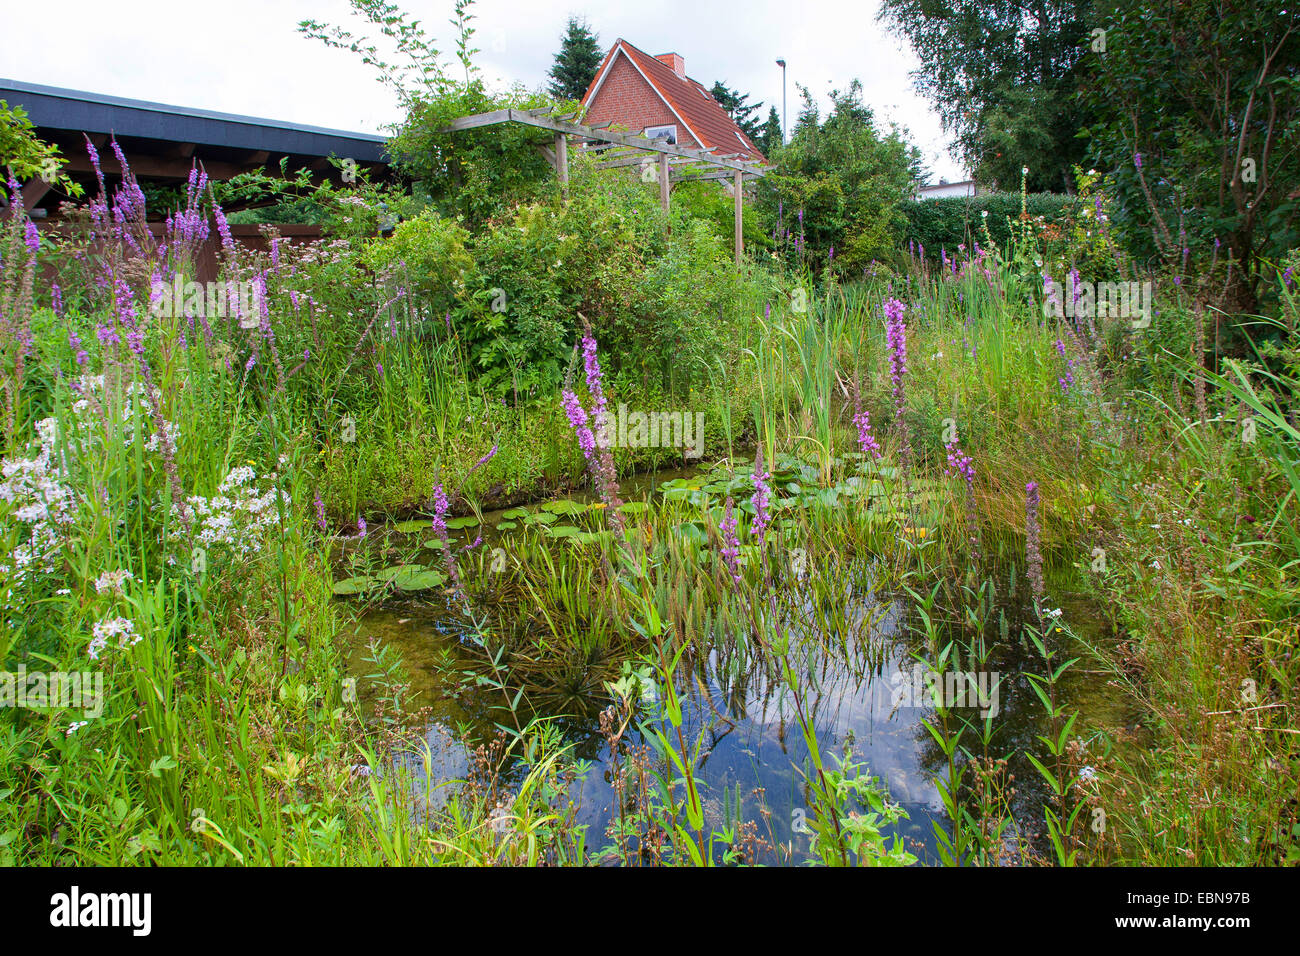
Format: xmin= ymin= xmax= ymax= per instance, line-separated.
xmin=500 ymin=507 xmax=529 ymax=520
xmin=376 ymin=564 xmax=425 ymax=582
xmin=524 ymin=512 xmax=557 ymax=525
xmin=331 ymin=576 xmax=377 ymax=596
xmin=495 ymin=520 xmax=518 ymax=531
xmin=445 ymin=516 xmax=480 ymax=530
xmin=393 ymin=519 xmax=431 ymax=533
xmin=541 ymin=499 xmax=586 ymax=515
xmin=394 ymin=568 xmax=446 ymax=591
xmin=545 ymin=524 xmax=582 ymax=538
xmin=617 ymin=501 xmax=649 ymax=515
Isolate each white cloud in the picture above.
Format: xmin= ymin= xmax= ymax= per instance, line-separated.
xmin=5 ymin=0 xmax=964 ymax=181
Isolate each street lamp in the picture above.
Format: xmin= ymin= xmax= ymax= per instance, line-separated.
xmin=775 ymin=58 xmax=787 ymax=144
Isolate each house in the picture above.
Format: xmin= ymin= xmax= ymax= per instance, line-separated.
xmin=580 ymin=39 xmax=765 ymax=164
xmin=913 ymin=179 xmax=978 ymax=200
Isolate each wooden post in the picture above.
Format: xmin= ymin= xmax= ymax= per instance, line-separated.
xmin=734 ymin=169 xmax=744 ymax=266
xmin=659 ymin=153 xmax=670 ymax=216
xmin=555 ymin=131 xmax=568 ymax=201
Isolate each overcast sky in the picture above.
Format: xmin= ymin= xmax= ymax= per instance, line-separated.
xmin=2 ymin=0 xmax=966 ymax=183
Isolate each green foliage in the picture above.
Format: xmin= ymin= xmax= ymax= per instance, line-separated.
xmin=756 ymin=105 xmax=782 ymax=157
xmin=547 ymin=16 xmax=603 ymax=101
xmin=0 ymin=100 xmax=82 ymax=199
xmin=900 ymin=192 xmax=1076 ymax=255
xmin=877 ymin=0 xmax=1096 ymax=192
xmin=757 ymin=82 xmax=921 ymax=274
xmin=1080 ymin=0 xmax=1300 ymax=313
xmin=362 ymin=208 xmax=475 ymax=303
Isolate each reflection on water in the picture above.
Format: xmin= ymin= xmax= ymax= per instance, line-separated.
xmin=340 ymin=559 xmax=1139 ymax=865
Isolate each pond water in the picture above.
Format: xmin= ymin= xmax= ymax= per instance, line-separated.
xmin=335 ymin=470 xmax=1141 ymax=865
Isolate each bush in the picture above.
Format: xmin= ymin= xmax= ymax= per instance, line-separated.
xmin=901 ymin=192 xmax=1075 ymax=256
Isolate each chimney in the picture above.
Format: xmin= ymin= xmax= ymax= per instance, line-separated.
xmin=656 ymin=52 xmax=685 ymax=78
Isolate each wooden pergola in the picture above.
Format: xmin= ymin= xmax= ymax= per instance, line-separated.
xmin=444 ymin=107 xmax=767 ymax=265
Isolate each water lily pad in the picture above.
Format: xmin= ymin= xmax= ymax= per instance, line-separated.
xmin=617 ymin=501 xmax=649 ymax=515
xmin=500 ymin=507 xmax=529 ymax=520
xmin=524 ymin=512 xmax=557 ymax=525
xmin=445 ymin=516 xmax=480 ymax=530
xmin=544 ymin=524 xmax=582 ymax=538
xmin=495 ymin=520 xmax=518 ymax=531
xmin=541 ymin=499 xmax=586 ymax=515
xmin=393 ymin=568 xmax=446 ymax=591
xmin=393 ymin=519 xmax=432 ymax=533
xmin=376 ymin=564 xmax=425 ymax=582
xmin=331 ymin=575 xmax=377 ymax=596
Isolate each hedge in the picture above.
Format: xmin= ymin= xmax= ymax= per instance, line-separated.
xmin=900 ymin=192 xmax=1076 ymax=256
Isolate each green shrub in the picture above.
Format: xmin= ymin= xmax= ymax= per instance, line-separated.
xmin=901 ymin=192 xmax=1075 ymax=256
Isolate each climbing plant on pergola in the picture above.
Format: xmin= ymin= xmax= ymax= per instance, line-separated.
xmin=443 ymin=107 xmax=767 ymax=265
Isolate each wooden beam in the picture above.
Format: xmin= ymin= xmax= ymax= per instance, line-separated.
xmin=536 ymin=143 xmax=557 ymax=170
xmin=21 ymin=178 xmax=52 ymax=210
xmin=734 ymin=169 xmax=743 ymax=267
xmin=671 ymin=169 xmax=762 ymax=183
xmin=659 ymin=153 xmax=669 ymax=216
xmin=554 ymin=131 xmax=568 ymax=201
xmin=444 ymin=108 xmax=765 ymax=176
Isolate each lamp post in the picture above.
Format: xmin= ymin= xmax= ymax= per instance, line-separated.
xmin=775 ymin=58 xmax=787 ymax=144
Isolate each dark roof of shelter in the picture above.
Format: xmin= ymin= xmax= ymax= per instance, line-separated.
xmin=1 ymin=79 xmax=388 ymax=161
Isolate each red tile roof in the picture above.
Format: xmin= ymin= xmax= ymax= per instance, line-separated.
xmin=581 ymin=38 xmax=766 ymax=163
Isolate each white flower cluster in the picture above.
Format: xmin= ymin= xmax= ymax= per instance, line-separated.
xmin=66 ymin=376 xmax=179 ymax=454
xmin=0 ymin=439 xmax=79 ymax=581
xmin=94 ymin=569 xmax=135 ymax=595
xmin=173 ymin=465 xmax=292 ymax=557
xmin=0 ymin=374 xmax=179 ymax=590
xmin=89 ymin=616 xmax=140 ymax=659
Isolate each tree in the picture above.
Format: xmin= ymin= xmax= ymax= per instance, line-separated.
xmin=758 ymin=81 xmax=922 ymax=272
xmin=0 ymin=100 xmax=82 ymax=202
xmin=709 ymin=81 xmax=764 ymax=141
xmin=756 ymin=105 xmax=783 ymax=156
xmin=547 ymin=16 xmax=602 ymax=102
xmin=1080 ymin=0 xmax=1300 ymax=316
xmin=877 ymin=0 xmax=1096 ymax=193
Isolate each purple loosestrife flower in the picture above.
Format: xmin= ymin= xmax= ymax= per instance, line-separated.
xmin=68 ymin=329 xmax=89 ymax=366
xmin=357 ymin=517 xmax=367 ymax=538
xmin=1134 ymin=153 xmax=1142 ymax=169
xmin=884 ymin=299 xmax=909 ymax=452
xmin=582 ymin=334 xmax=607 ymax=422
xmin=1025 ymin=481 xmax=1044 ymax=615
xmin=213 ymin=205 xmax=234 ymax=253
xmin=24 ymin=222 xmax=39 ymax=256
xmin=719 ymin=496 xmax=742 ymax=585
xmin=850 ymin=375 xmax=881 ymax=460
xmin=945 ymin=442 xmax=974 ymax=487
xmin=561 ymin=389 xmax=596 ymax=460
xmin=430 ymin=483 xmax=450 ymax=538
xmin=1055 ymin=339 xmax=1076 ymax=392
xmin=51 ymin=283 xmax=62 ymax=317
xmin=750 ymin=451 xmax=772 ymax=549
